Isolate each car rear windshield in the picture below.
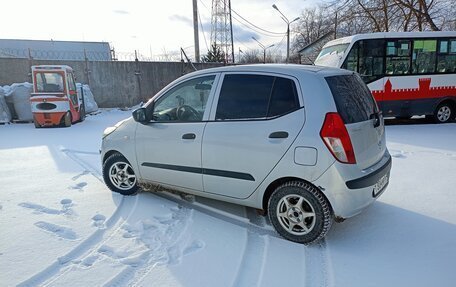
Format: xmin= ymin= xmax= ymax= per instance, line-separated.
xmin=325 ymin=74 xmax=377 ymax=124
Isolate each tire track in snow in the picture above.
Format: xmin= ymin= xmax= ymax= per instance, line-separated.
xmin=154 ymin=192 xmax=280 ymax=238
xmin=58 ymin=150 xmax=333 ymax=287
xmin=304 ymin=240 xmax=334 ymax=287
xmin=232 ymin=208 xmax=267 ymax=287
xmin=17 ymin=196 xmax=137 ymax=287
xmin=101 ymin=207 xmax=197 ymax=287
xmin=61 ymin=149 xmax=103 ymax=182
xmin=17 ymin=149 xmax=136 ymax=287
xmin=38 ymin=150 xmax=200 ymax=287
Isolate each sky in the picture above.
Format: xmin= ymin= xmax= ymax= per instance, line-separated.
xmin=0 ymin=0 xmax=314 ymax=61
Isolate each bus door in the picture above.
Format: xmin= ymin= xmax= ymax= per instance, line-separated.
xmin=344 ymin=39 xmax=386 ymax=110
xmin=383 ymin=39 xmax=414 ymax=116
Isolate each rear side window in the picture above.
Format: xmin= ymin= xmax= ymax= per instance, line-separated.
xmin=216 ymin=74 xmax=299 ymax=120
xmin=268 ymin=77 xmax=299 ymax=117
xmin=325 ymin=74 xmax=377 ymax=124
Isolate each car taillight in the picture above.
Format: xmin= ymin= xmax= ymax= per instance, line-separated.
xmin=320 ymin=112 xmax=356 ymax=164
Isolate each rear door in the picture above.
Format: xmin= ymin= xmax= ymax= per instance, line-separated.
xmin=202 ymin=73 xmax=304 ymax=199
xmin=325 ymin=74 xmax=386 ymax=169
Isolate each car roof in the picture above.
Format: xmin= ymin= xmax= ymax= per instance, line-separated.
xmin=185 ymin=64 xmax=350 ymax=79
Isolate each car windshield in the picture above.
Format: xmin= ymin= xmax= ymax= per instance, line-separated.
xmin=315 ymin=43 xmax=349 ymax=66
xmin=35 ymin=72 xmax=64 ymax=93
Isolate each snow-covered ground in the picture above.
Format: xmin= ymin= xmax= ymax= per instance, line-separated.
xmin=1 ymin=110 xmax=455 ymax=287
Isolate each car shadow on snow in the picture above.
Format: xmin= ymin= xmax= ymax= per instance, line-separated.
xmin=326 ymin=201 xmax=456 ymax=286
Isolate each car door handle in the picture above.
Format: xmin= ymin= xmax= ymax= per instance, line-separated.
xmin=269 ymin=131 xmax=288 ymax=139
xmin=182 ymin=133 xmax=196 ymax=140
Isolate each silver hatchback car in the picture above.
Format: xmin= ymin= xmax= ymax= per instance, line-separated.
xmin=101 ymin=64 xmax=392 ymax=244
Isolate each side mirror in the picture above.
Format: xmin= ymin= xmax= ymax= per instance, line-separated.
xmin=132 ymin=107 xmax=148 ymax=123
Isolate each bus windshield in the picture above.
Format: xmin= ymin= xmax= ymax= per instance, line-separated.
xmin=315 ymin=43 xmax=349 ymax=66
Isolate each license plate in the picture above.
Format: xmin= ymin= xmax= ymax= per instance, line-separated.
xmin=373 ymin=173 xmax=389 ymax=197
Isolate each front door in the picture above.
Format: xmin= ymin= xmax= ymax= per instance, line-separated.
xmin=202 ymin=73 xmax=304 ymax=199
xmin=135 ymin=74 xmax=218 ymax=192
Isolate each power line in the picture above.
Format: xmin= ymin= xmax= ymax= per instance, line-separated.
xmin=271 ymin=35 xmax=287 ymax=54
xmin=199 ymin=0 xmax=284 ymax=54
xmin=229 ymin=6 xmax=285 ymax=36
xmin=198 ymin=9 xmax=210 ymax=51
xmin=230 ymin=13 xmax=285 ymax=38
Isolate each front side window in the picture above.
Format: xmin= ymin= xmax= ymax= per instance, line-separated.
xmin=341 ymin=42 xmax=359 ymax=73
xmin=215 ymin=74 xmax=299 ymax=120
xmin=35 ymin=72 xmax=64 ymax=92
xmin=412 ymin=39 xmax=437 ymax=74
xmin=358 ymin=39 xmax=385 ymax=82
xmin=152 ymin=75 xmax=215 ymax=122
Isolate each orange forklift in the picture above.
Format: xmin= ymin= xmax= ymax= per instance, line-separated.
xmin=30 ymin=65 xmax=85 ymax=128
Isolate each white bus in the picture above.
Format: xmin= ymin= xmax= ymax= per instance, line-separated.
xmin=315 ymin=31 xmax=456 ymax=123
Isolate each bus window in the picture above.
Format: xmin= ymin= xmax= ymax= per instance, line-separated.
xmin=358 ymin=39 xmax=384 ymax=82
xmin=412 ymin=40 xmax=437 ymax=74
xmin=341 ymin=42 xmax=359 ymax=72
xmin=437 ymin=39 xmax=456 ymax=73
xmin=386 ymin=40 xmax=411 ymax=75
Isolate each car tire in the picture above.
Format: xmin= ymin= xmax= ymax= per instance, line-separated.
xmin=433 ymin=102 xmax=454 ymax=123
xmin=268 ymin=181 xmax=333 ymax=244
xmin=102 ymin=153 xmax=139 ymax=195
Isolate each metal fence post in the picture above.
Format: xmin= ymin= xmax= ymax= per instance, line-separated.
xmin=84 ymin=49 xmax=91 ymax=86
xmin=135 ymin=50 xmax=142 ymax=104
xmin=28 ymin=48 xmax=33 ymax=82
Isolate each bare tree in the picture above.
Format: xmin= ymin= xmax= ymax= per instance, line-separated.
xmin=335 ymin=0 xmax=454 ymax=32
xmin=239 ymin=50 xmax=262 ymax=64
xmin=293 ymin=7 xmax=333 ymax=50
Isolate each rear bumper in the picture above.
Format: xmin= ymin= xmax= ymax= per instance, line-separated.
xmin=346 ymin=157 xmax=392 ymax=189
xmin=312 ymin=150 xmax=392 ymax=219
xmin=33 ymin=112 xmax=64 ymax=126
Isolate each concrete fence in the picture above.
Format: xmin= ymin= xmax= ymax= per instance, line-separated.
xmin=0 ymin=58 xmax=223 ymax=107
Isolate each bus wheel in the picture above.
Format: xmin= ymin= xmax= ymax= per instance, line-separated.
xmin=63 ymin=112 xmax=72 ymax=127
xmin=434 ymin=102 xmax=454 ymax=123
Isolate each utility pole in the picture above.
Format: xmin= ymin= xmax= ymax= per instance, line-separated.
xmin=272 ymin=4 xmax=299 ymax=64
xmin=252 ymin=37 xmax=274 ymax=64
xmin=193 ymin=0 xmax=200 ymax=62
xmin=228 ymin=0 xmax=235 ymax=63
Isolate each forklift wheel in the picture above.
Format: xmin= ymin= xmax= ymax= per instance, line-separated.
xmin=79 ymin=106 xmax=86 ymax=122
xmin=63 ymin=112 xmax=72 ymax=127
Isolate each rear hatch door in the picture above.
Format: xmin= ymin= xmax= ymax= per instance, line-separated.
xmin=326 ymin=73 xmax=386 ymax=169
